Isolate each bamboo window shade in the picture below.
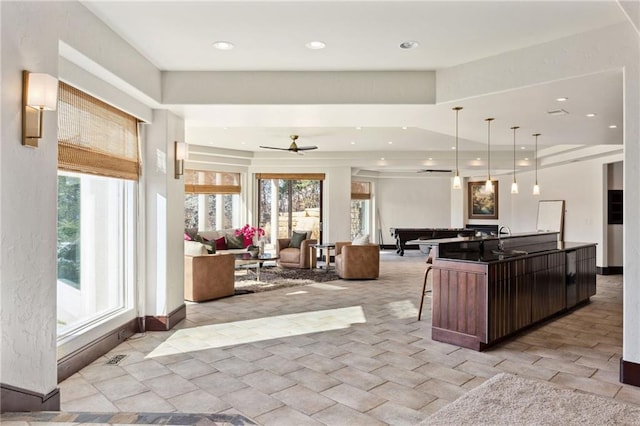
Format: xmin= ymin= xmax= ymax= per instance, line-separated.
xmin=57 ymin=82 xmax=140 ymax=180
xmin=184 ymin=170 xmax=241 ymax=194
xmin=351 ymin=181 xmax=371 ymax=200
xmin=255 ymin=173 xmax=325 ymax=181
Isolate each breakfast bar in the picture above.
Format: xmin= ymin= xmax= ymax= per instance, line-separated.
xmin=418 ymin=232 xmax=596 ymax=351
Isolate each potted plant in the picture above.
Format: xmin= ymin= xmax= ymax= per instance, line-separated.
xmin=235 ymin=224 xmax=265 ymax=255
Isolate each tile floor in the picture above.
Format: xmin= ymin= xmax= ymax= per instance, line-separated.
xmin=27 ymin=251 xmax=640 ymax=424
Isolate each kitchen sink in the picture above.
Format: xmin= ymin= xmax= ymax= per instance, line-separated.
xmin=491 ymin=249 xmax=529 ymax=258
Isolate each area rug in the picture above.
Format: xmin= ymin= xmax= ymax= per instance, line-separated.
xmin=235 ymin=265 xmax=341 ymax=293
xmin=424 ymin=373 xmax=640 ymax=425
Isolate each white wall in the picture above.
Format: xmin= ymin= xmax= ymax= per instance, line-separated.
xmin=0 ymin=0 xmax=168 ymax=399
xmin=143 ymin=110 xmax=186 ymax=318
xmin=376 ymin=177 xmax=452 ymax=244
xmin=1 ymin=1 xmax=60 ymax=397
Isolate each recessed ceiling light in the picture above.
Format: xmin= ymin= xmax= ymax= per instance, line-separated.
xmin=428 ymin=157 xmax=433 ymax=160
xmin=609 ymin=124 xmax=617 ymax=128
xmin=521 ymin=146 xmax=526 ymax=150
xmin=223 ymin=127 xmax=228 ymax=130
xmin=525 ymin=157 xmax=529 ymax=161
xmin=350 ymin=141 xmax=356 ymax=145
xmin=451 ymin=146 xmax=456 ymax=150
xmin=241 ymin=141 xmax=246 ymax=145
xmin=586 ymin=113 xmax=597 ymax=117
xmin=399 ymin=41 xmax=419 ymax=50
xmin=380 ymin=157 xmax=385 ymax=160
xmin=388 ymin=141 xmax=393 ymax=144
xmin=305 ymin=40 xmax=326 ymax=50
xmin=355 ymin=127 xmax=362 ymax=130
xmin=556 ymin=97 xmax=569 ymax=102
xmin=213 ymin=41 xmax=234 ymax=50
xmin=476 ymin=157 xmax=481 ymax=161
xmin=402 ymin=126 xmax=408 ymax=130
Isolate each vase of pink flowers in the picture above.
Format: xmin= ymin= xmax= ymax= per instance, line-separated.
xmin=235 ymin=224 xmax=265 ymax=250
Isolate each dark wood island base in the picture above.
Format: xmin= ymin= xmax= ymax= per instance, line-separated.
xmin=424 ymin=232 xmax=596 ymax=351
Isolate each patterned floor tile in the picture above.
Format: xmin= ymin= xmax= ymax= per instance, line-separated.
xmin=46 ymin=257 xmax=631 ymax=425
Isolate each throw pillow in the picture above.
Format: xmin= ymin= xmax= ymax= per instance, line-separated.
xmin=352 ymin=234 xmax=370 ymax=245
xmin=293 ymin=230 xmax=312 ymax=239
xmin=214 ymin=236 xmax=227 ymax=251
xmin=184 ymin=232 xmax=192 ymax=241
xmin=184 ymin=241 xmax=207 ymax=256
xmin=242 ymin=235 xmax=253 ymax=248
xmin=226 ymin=233 xmax=244 ymax=249
xmin=289 ymin=231 xmax=307 ymax=248
xmin=184 ymin=227 xmax=198 ymax=241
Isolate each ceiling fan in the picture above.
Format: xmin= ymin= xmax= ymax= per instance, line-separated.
xmin=417 ymin=169 xmax=453 ymax=173
xmin=259 ymin=135 xmax=318 ymax=154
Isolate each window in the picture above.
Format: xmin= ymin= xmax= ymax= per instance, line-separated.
xmin=257 ymin=174 xmax=324 ymax=244
xmin=184 ymin=170 xmax=241 ymax=231
xmin=351 ymin=181 xmax=371 ymax=240
xmin=57 ymin=171 xmax=135 ymax=336
xmin=56 ymin=82 xmax=138 ymax=340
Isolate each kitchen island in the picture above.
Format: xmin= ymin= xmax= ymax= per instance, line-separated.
xmin=420 ymin=232 xmax=596 ymax=351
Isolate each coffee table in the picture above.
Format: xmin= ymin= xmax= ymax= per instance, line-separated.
xmin=235 ymin=253 xmax=279 ymax=281
xmin=309 ymin=243 xmax=335 ymax=272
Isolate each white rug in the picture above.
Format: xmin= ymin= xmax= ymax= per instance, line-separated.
xmin=424 ymin=373 xmax=640 ymax=425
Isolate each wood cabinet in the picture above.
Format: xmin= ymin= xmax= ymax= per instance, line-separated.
xmin=576 ymin=245 xmax=596 ymax=303
xmin=431 ymin=244 xmax=595 ymax=351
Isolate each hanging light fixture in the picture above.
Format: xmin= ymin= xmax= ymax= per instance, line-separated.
xmin=484 ymin=118 xmax=495 ymax=193
xmin=452 ymin=106 xmax=463 ymax=189
xmin=533 ymin=133 xmax=541 ymax=195
xmin=511 ymin=126 xmax=519 ymax=194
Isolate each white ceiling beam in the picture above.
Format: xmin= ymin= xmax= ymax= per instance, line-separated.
xmin=162 ymin=71 xmax=435 ymax=105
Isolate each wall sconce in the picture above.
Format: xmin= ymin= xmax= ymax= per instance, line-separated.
xmin=174 ymin=141 xmax=188 ymax=179
xmin=22 ymin=70 xmax=59 ymax=148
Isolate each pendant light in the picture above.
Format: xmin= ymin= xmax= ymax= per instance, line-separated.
xmin=533 ymin=133 xmax=541 ymax=195
xmin=484 ymin=118 xmax=495 ymax=193
xmin=452 ymin=106 xmax=463 ymax=189
xmin=510 ymin=126 xmax=519 ymax=194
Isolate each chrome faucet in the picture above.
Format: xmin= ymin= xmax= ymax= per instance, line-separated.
xmin=498 ymin=225 xmax=512 ymax=251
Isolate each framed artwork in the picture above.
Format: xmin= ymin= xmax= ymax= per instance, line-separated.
xmin=468 ymin=181 xmax=499 ymax=220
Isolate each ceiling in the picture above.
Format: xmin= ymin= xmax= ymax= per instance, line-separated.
xmin=82 ymin=0 xmax=627 ymax=176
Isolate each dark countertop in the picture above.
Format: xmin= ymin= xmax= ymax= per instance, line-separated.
xmin=436 ymin=241 xmax=596 ymax=264
xmin=407 ymin=231 xmax=559 ymax=247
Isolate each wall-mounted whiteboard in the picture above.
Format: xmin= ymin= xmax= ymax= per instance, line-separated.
xmin=537 ymin=200 xmax=565 ymax=240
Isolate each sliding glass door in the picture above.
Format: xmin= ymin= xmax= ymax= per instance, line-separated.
xmin=257 ymin=174 xmax=324 ymax=245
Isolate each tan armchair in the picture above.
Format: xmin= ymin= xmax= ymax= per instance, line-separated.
xmin=184 ymin=253 xmax=235 ymax=302
xmin=276 ymin=237 xmax=317 ymax=269
xmin=335 ymin=242 xmax=380 ymax=279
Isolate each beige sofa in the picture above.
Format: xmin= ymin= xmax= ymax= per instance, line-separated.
xmin=184 ymin=252 xmax=235 ymax=302
xmin=334 ymin=242 xmax=380 ymax=279
xmin=183 ymin=239 xmax=238 ymax=302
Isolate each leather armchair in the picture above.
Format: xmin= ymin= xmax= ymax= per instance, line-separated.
xmin=276 ymin=238 xmax=317 ymax=269
xmin=335 ymin=242 xmax=380 ymax=279
xmin=184 ymin=253 xmax=235 ymax=302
